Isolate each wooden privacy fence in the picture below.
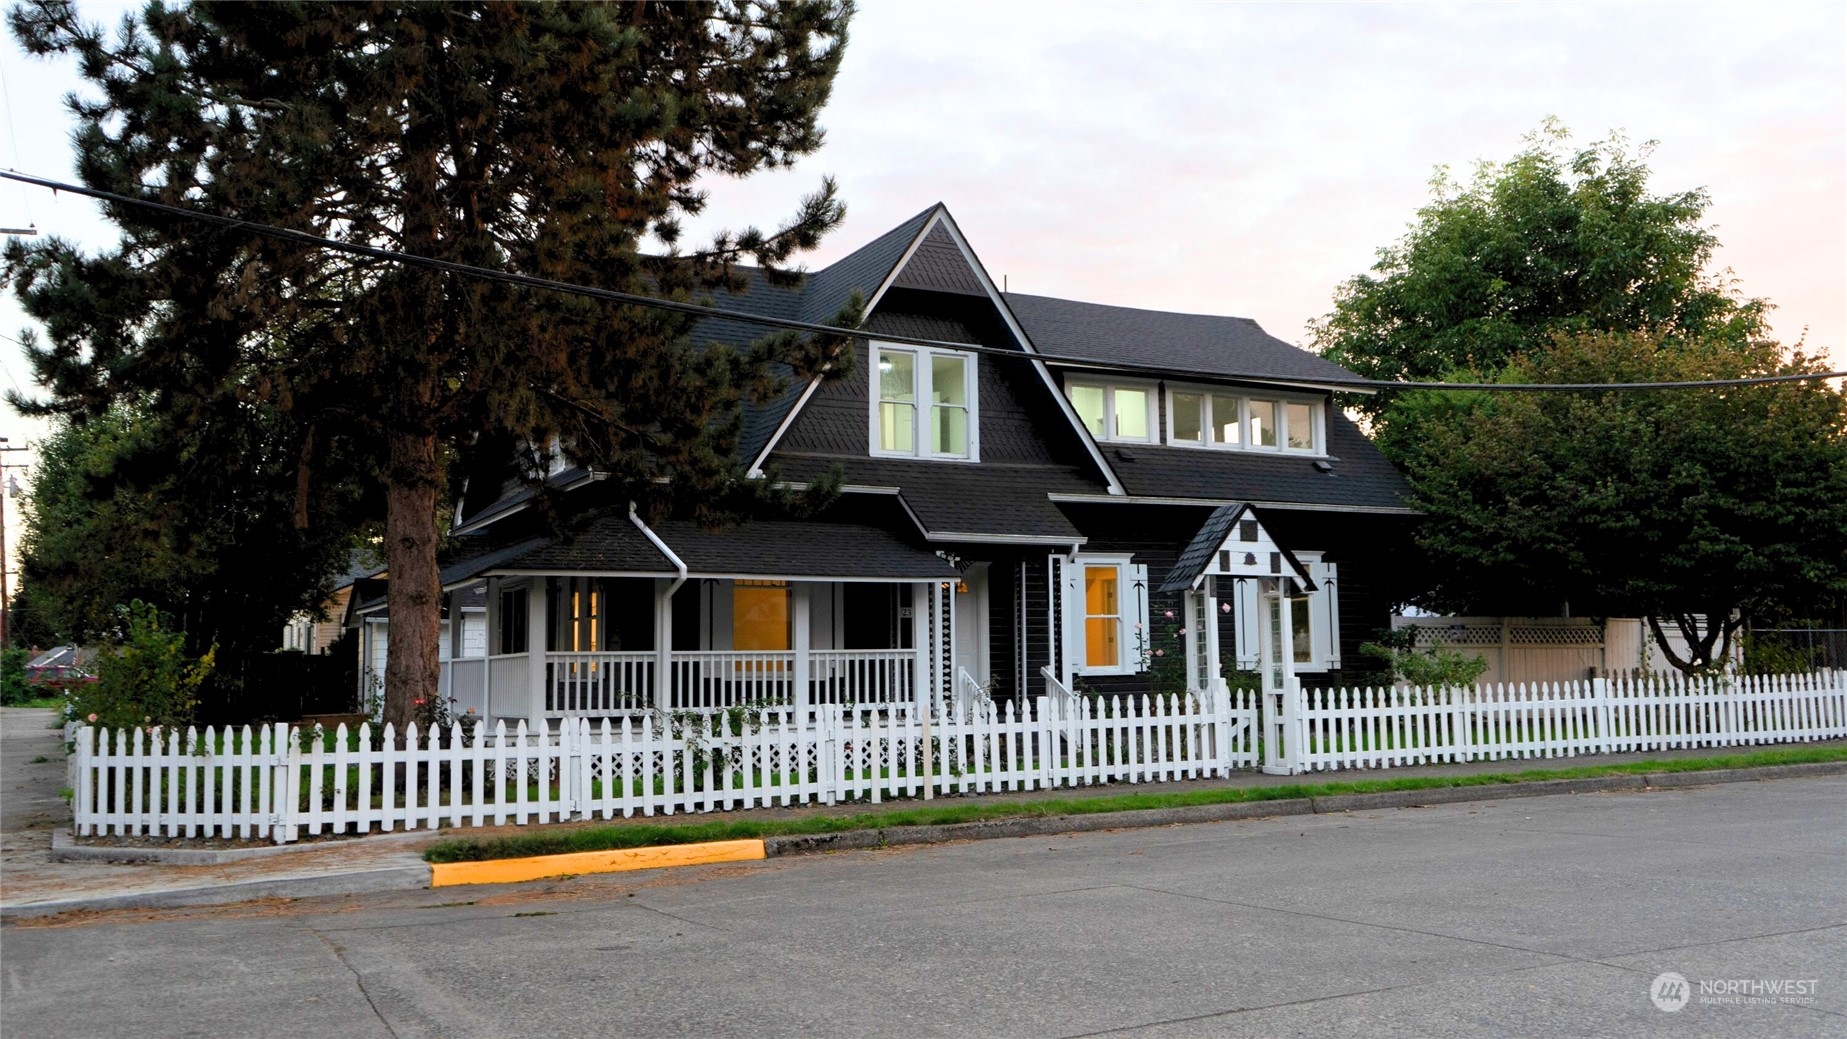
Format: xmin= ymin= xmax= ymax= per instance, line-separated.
xmin=1290 ymin=671 xmax=1847 ymax=771
xmin=69 ymin=689 xmax=1259 ymax=843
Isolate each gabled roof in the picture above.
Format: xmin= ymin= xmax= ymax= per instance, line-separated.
xmin=1161 ymin=503 xmax=1315 ymax=594
xmin=1004 ymin=293 xmax=1361 ymax=387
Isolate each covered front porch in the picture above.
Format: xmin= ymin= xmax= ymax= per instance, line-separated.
xmin=439 ymin=575 xmax=960 ymax=723
xmin=395 ymin=509 xmax=972 ymax=726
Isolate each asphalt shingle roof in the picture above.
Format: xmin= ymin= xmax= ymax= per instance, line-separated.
xmin=1003 ymin=292 xmax=1360 ymax=386
xmin=438 ymin=511 xmax=956 ymax=581
xmin=1105 ymin=412 xmax=1409 ymax=509
xmin=770 ymin=456 xmax=1096 ymax=542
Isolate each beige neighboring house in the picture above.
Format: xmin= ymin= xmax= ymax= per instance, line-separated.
xmin=281 ymin=555 xmax=384 ymax=655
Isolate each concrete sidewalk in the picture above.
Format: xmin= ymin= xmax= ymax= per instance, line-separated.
xmin=4 ymin=704 xmax=1842 ymax=921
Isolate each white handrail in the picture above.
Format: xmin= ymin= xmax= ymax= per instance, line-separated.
xmin=955 ymin=667 xmax=997 ymax=724
xmin=1040 ymin=665 xmax=1082 ymax=710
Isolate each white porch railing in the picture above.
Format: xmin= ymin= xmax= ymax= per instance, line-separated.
xmin=810 ymin=649 xmax=914 ymax=706
xmin=547 ymin=652 xmax=656 ymax=716
xmin=670 ymin=650 xmax=797 ymax=709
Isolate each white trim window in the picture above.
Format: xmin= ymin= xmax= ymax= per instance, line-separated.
xmin=1065 ymin=554 xmax=1151 ymax=676
xmin=871 ymin=344 xmax=978 ymax=460
xmin=1065 ymin=379 xmax=1157 ymax=443
xmin=1232 ymin=553 xmax=1341 ymax=672
xmin=1166 ymin=386 xmax=1324 ymax=455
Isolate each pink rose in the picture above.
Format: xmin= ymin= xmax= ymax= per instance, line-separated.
xmin=1178 ymin=628 xmax=1188 ymax=636
xmin=1164 ymin=610 xmax=1175 ymax=619
xmin=86 ymin=713 xmax=97 ymax=723
xmin=1221 ymin=602 xmax=1232 ymax=613
xmin=1154 ymin=649 xmax=1165 ymax=657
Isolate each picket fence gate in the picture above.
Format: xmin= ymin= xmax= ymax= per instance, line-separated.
xmin=69 ymin=689 xmax=1259 ymax=843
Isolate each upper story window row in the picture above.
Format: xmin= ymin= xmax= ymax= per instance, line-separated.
xmin=1066 ymin=377 xmax=1324 ymax=455
xmin=871 ymin=343 xmax=978 ymax=461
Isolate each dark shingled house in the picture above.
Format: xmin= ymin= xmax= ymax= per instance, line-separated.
xmin=355 ymin=205 xmax=1414 ymax=723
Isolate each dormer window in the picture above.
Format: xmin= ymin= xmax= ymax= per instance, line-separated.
xmin=871 ymin=344 xmax=978 ymax=460
xmin=1166 ymin=386 xmax=1323 ymax=455
xmin=1066 ymin=379 xmax=1156 ymax=443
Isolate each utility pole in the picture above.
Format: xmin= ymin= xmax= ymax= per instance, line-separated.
xmin=0 ymin=438 xmax=30 ymax=647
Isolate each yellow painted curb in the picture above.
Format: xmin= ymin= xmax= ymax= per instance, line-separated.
xmin=429 ymin=839 xmax=767 ymax=888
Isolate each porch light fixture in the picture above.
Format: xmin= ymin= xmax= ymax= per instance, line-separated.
xmin=955 ymin=580 xmax=969 ymax=594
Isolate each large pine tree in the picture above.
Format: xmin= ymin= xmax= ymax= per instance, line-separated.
xmin=6 ymin=0 xmax=856 ymax=726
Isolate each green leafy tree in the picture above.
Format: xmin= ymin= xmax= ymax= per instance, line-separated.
xmin=6 ymin=1 xmax=857 ymax=728
xmin=1312 ymin=120 xmax=1768 ymax=432
xmin=1310 ymin=122 xmax=1843 ymax=674
xmin=16 ymin=406 xmax=359 ymax=702
xmin=1396 ymin=330 xmax=1847 ymax=674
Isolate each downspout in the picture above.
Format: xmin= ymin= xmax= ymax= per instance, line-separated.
xmin=630 ymin=503 xmax=688 ymax=598
xmin=631 ymin=504 xmax=687 ymax=715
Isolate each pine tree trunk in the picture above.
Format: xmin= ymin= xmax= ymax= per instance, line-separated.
xmin=382 ymin=428 xmax=442 ymax=731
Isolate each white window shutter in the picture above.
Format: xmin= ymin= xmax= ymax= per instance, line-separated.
xmin=1131 ymin=563 xmax=1150 ymax=672
xmin=1320 ymin=561 xmax=1341 ymax=670
xmin=1234 ymin=579 xmax=1259 ymax=670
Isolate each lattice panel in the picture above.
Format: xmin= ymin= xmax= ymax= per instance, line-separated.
xmin=1508 ymin=626 xmax=1604 ymax=645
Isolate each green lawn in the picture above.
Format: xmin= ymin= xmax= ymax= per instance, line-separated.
xmin=420 ymin=743 xmax=1847 ymax=863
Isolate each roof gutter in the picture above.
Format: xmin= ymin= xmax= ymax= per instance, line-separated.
xmin=629 ymin=504 xmax=689 ymax=598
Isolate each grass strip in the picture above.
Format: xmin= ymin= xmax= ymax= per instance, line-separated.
xmin=421 ymin=743 xmax=1847 ymax=863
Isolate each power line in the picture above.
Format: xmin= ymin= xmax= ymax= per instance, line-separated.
xmin=2 ymin=169 xmax=1841 ymax=394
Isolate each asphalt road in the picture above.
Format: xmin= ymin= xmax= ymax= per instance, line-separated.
xmin=4 ymin=775 xmax=1843 ymax=1039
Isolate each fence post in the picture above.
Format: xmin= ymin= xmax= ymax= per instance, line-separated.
xmin=73 ymin=725 xmax=93 ymax=837
xmin=1033 ymin=695 xmax=1053 ymax=790
xmin=821 ymin=705 xmax=839 ymax=806
xmin=272 ymin=722 xmax=300 ymax=844
xmin=1449 ymin=686 xmax=1470 ymax=764
xmin=1592 ymin=676 xmax=1614 ymax=755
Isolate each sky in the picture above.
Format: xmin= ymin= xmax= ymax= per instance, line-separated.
xmin=2 ymin=0 xmax=1843 ymax=469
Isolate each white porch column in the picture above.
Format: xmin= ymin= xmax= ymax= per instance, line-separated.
xmin=792 ymin=583 xmax=812 ymax=718
xmin=912 ymin=582 xmax=929 ymax=716
xmin=653 ymin=578 xmax=673 ymax=714
xmin=357 ymin=620 xmax=373 ymax=712
xmin=527 ymin=579 xmax=549 ymax=727
xmin=442 ymin=591 xmax=460 ymax=703
xmin=482 ymin=578 xmax=499 ymax=720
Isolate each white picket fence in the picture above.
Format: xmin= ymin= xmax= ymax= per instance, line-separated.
xmin=69 ymin=689 xmax=1258 ymax=843
xmin=64 ymin=670 xmax=1847 ymax=843
xmin=1292 ymin=671 xmax=1847 ymax=771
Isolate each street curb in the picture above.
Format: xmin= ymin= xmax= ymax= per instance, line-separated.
xmin=50 ymin=828 xmax=309 ymax=865
xmin=430 ymin=839 xmax=765 ymax=888
xmin=8 ymin=759 xmax=1844 ymax=920
xmin=0 ymin=866 xmax=432 ymax=922
xmin=765 ymin=762 xmax=1847 ymax=857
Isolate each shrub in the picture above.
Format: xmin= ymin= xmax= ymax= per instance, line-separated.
xmin=69 ymin=601 xmax=214 ymax=731
xmin=0 ymin=647 xmax=28 ymax=706
xmin=1359 ymin=627 xmax=1489 ymax=688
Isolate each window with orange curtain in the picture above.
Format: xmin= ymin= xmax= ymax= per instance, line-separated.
xmin=1084 ymin=565 xmax=1120 ymax=668
xmin=732 ymin=580 xmax=790 ymax=651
